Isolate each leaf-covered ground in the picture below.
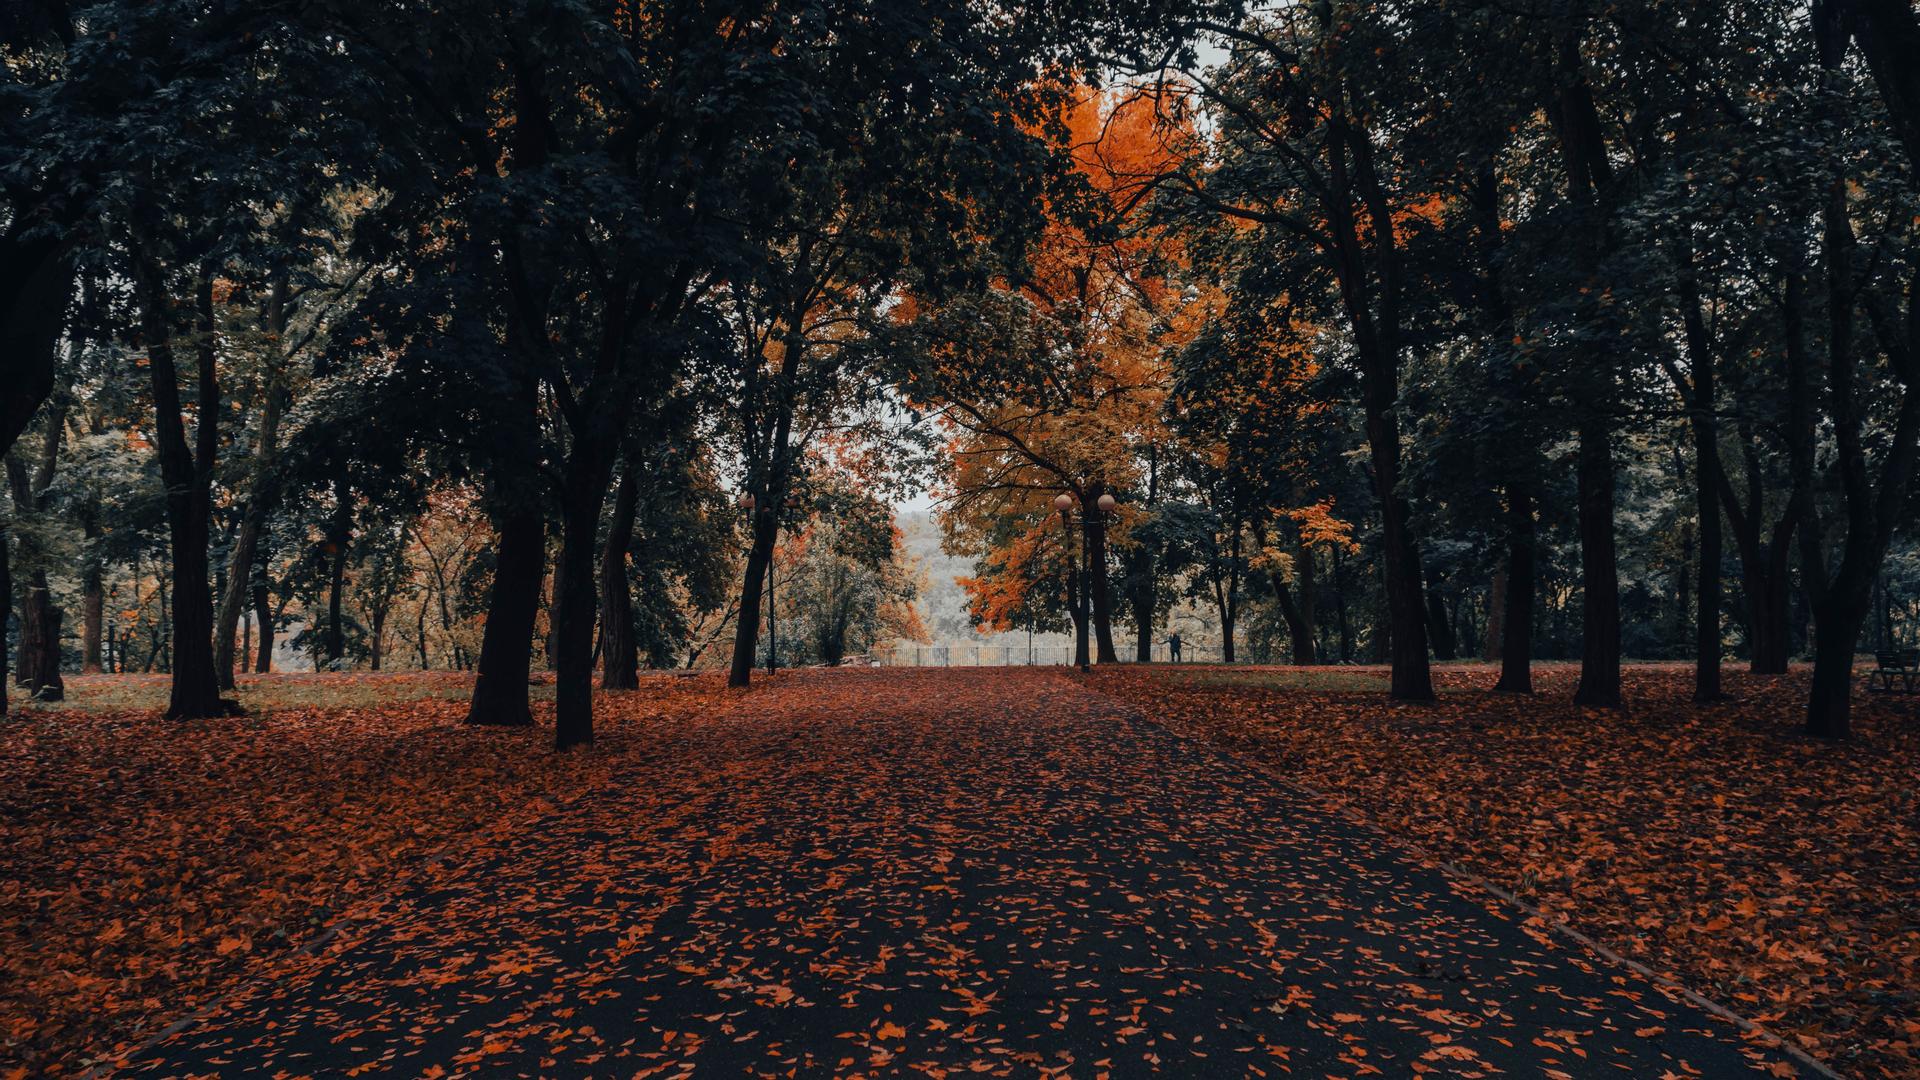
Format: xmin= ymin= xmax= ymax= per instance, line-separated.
xmin=1094 ymin=662 xmax=1920 ymax=1078
xmin=0 ymin=672 xmax=725 ymax=1077
xmin=3 ymin=667 xmax=1821 ymax=1078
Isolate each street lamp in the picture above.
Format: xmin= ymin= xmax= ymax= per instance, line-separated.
xmin=1056 ymin=490 xmax=1121 ymax=673
xmin=1054 ymin=493 xmax=1085 ymax=671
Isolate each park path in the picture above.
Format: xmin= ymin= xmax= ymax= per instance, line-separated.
xmin=122 ymin=668 xmax=1810 ymax=1078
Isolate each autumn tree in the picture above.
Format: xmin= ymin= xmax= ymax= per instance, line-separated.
xmin=775 ymin=480 xmax=927 ymax=666
xmin=902 ymin=87 xmax=1200 ymax=666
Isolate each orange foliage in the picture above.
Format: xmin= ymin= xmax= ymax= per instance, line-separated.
xmin=955 ymin=520 xmax=1065 ymax=632
xmin=933 ymin=87 xmax=1212 ymax=573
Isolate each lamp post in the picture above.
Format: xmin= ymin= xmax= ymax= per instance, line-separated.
xmin=1057 ymin=490 xmax=1120 ymax=672
xmin=1054 ymin=493 xmax=1086 ymax=670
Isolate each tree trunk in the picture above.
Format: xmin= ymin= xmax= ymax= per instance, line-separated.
xmin=466 ymin=508 xmax=543 ymax=726
xmin=1129 ymin=545 xmax=1156 ymax=662
xmin=545 ymin=544 xmax=564 ymax=672
xmin=600 ymin=468 xmax=640 ymax=690
xmin=1272 ymin=571 xmax=1315 ymax=665
xmin=1425 ymin=571 xmax=1457 ymax=661
xmin=213 ymin=272 xmax=289 ymax=689
xmin=1296 ymin=537 xmax=1318 ymax=663
xmin=1747 ymin=552 xmax=1793 ymax=673
xmin=766 ymin=553 xmax=779 ymax=674
xmin=1790 ymin=56 xmax=1920 ymax=735
xmin=1263 ymin=517 xmax=1318 ymax=665
xmin=1676 ymin=517 xmax=1695 ymax=652
xmin=729 ymin=507 xmax=777 ymax=689
xmin=7 ymin=403 xmax=67 ymax=700
xmin=1314 ymin=71 xmax=1433 ymax=698
xmin=252 ymin=578 xmax=273 ymax=673
xmin=216 ymin=513 xmax=264 ymax=686
xmin=17 ymin=571 xmax=62 ymax=701
xmin=1724 ymin=443 xmax=1797 ymax=675
xmin=1470 ymin=161 xmax=1530 ymax=682
xmin=1063 ymin=517 xmax=1091 ymax=669
xmin=1681 ymin=297 xmax=1725 ymax=701
xmin=1361 ymin=389 xmax=1434 ymax=697
xmin=81 ymin=560 xmax=103 ymax=674
xmin=1573 ymin=418 xmax=1622 ymax=705
xmin=1496 ymin=486 xmax=1536 ymax=693
xmin=0 ymin=528 xmax=9 ymax=716
xmin=1484 ymin=571 xmax=1506 ymax=662
xmin=1332 ymin=543 xmax=1352 ymax=662
xmin=137 ymin=259 xmax=237 ymax=720
xmin=369 ymin=605 xmax=387 ymax=671
xmin=415 ymin=598 xmax=429 ymax=669
xmin=6 ymin=465 xmax=52 ymax=700
xmin=1807 ymin=583 xmax=1870 ymax=739
xmin=1132 ymin=584 xmax=1153 ymax=662
xmin=80 ymin=492 xmax=105 ymax=674
xmin=1544 ymin=31 xmax=1624 ymax=708
xmin=1208 ymin=525 xmax=1241 ymax=665
xmin=464 ymin=361 xmax=546 ymax=724
xmin=1797 ymin=40 xmax=1862 ymax=739
xmin=323 ymin=472 xmax=352 ymax=667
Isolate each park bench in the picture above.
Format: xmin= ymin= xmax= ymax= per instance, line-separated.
xmin=1868 ymin=649 xmax=1919 ymax=693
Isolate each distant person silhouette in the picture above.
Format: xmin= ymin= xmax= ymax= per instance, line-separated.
xmin=1168 ymin=632 xmax=1183 ymax=663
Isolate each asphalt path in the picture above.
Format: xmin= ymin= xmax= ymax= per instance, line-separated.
xmin=121 ymin=668 xmax=1814 ymax=1078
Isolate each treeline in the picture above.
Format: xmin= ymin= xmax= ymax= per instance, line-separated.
xmin=4 ymin=0 xmax=1917 ymax=743
xmin=0 ymin=0 xmax=1182 ymax=745
xmin=905 ymin=0 xmax=1920 ymax=741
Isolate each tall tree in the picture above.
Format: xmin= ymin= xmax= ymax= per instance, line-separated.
xmin=1792 ymin=0 xmax=1920 ymax=737
xmin=1146 ymin=8 xmax=1441 ymax=698
xmin=57 ymin=0 xmax=350 ymax=716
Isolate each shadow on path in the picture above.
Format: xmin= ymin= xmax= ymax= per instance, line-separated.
xmin=120 ymin=668 xmax=1813 ymax=1078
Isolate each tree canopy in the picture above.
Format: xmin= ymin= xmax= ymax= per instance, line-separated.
xmin=3 ymin=0 xmax=1918 ymax=745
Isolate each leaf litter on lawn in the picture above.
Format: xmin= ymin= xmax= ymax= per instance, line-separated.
xmin=1093 ymin=662 xmax=1920 ymax=1079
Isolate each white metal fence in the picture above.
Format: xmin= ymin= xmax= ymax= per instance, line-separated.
xmin=869 ymin=643 xmax=1222 ymax=667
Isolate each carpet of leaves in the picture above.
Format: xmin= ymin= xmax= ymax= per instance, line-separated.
xmin=1092 ymin=662 xmax=1920 ymax=1079
xmin=114 ymin=667 xmax=1801 ymax=1078
xmin=0 ymin=672 xmax=727 ymax=1077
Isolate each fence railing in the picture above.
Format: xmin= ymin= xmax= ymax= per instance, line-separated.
xmin=868 ymin=643 xmax=1222 ymax=667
